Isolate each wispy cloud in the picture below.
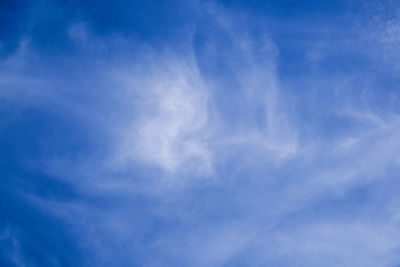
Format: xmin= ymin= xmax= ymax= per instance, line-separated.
xmin=2 ymin=1 xmax=400 ymax=266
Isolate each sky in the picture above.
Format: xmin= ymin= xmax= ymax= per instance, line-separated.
xmin=1 ymin=0 xmax=400 ymax=266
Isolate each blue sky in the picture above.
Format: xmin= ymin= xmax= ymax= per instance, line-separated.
xmin=2 ymin=0 xmax=400 ymax=266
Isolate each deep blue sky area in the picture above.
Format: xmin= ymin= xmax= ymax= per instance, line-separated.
xmin=1 ymin=0 xmax=400 ymax=266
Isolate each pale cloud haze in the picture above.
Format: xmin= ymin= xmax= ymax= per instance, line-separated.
xmin=1 ymin=1 xmax=400 ymax=266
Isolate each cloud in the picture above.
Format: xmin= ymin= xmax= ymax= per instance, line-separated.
xmin=113 ymin=53 xmax=213 ymax=174
xmin=91 ymin=5 xmax=299 ymax=175
xmin=2 ymin=1 xmax=400 ymax=267
xmin=260 ymin=220 xmax=400 ymax=267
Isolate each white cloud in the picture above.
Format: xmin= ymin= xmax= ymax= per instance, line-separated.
xmin=262 ymin=221 xmax=400 ymax=267
xmin=101 ymin=6 xmax=298 ymax=175
xmin=6 ymin=2 xmax=400 ymax=266
xmin=112 ymin=54 xmax=213 ymax=174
